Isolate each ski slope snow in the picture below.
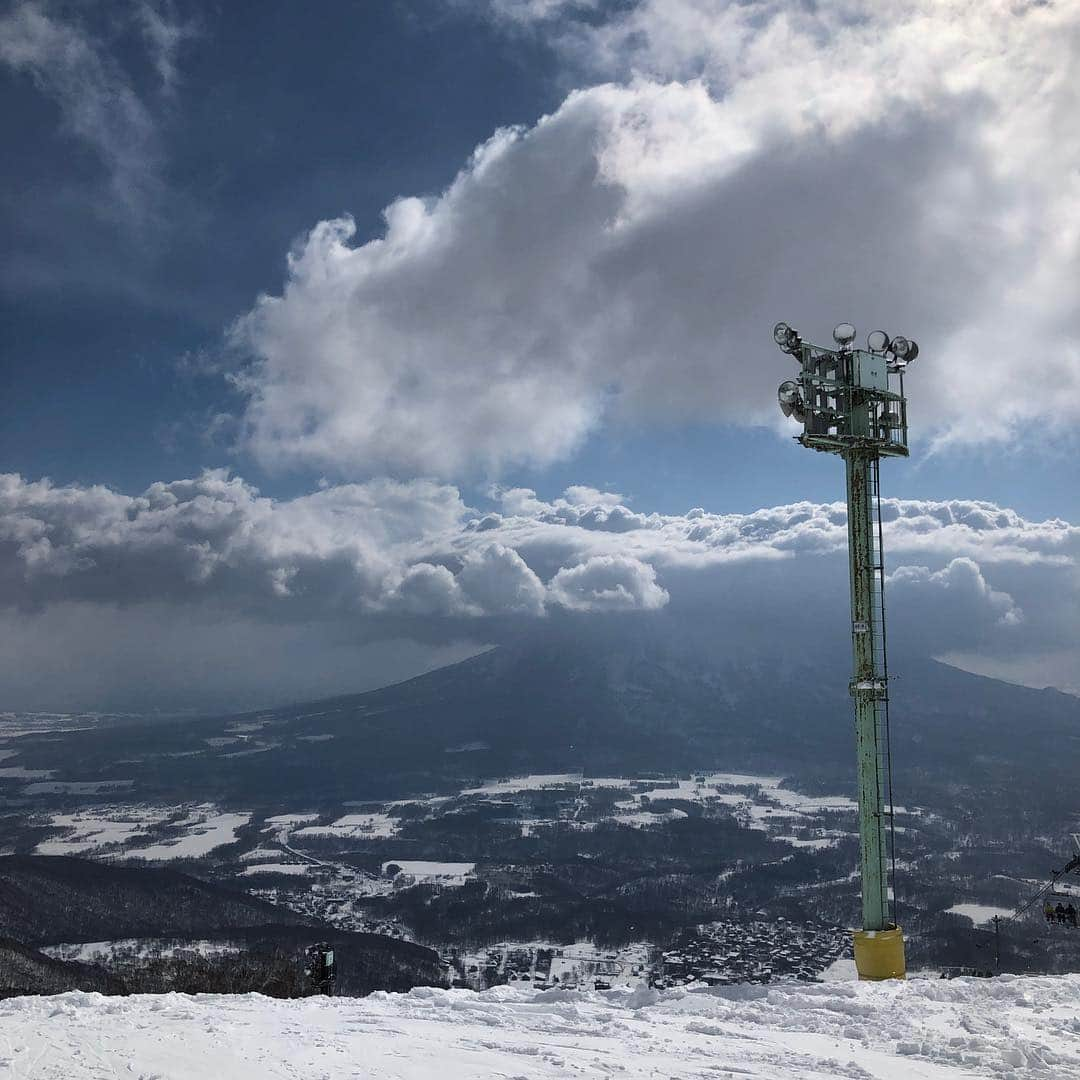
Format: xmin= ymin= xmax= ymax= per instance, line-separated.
xmin=0 ymin=974 xmax=1077 ymax=1078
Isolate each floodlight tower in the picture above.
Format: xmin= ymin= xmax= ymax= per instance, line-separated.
xmin=774 ymin=320 xmax=919 ymax=981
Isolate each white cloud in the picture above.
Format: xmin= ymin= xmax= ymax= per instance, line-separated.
xmin=548 ymin=554 xmax=669 ymax=612
xmin=0 ymin=471 xmax=667 ymax=618
xmin=0 ymin=0 xmax=190 ymax=215
xmin=479 ymin=0 xmax=594 ymax=25
xmin=561 ymin=485 xmax=625 ymax=509
xmin=230 ymin=1 xmax=1080 ymax=478
xmin=0 ymin=470 xmax=464 ymax=616
xmin=385 ymin=544 xmax=547 ymax=617
xmin=388 ymin=561 xmax=476 ymax=617
xmin=4 ymin=472 xmax=1077 ymax=616
xmin=134 ymin=0 xmax=196 ymax=96
xmin=2 ymin=470 xmax=1077 ymax=700
xmin=457 ymin=544 xmax=548 ymax=616
xmin=889 ymin=556 xmax=1024 ymax=633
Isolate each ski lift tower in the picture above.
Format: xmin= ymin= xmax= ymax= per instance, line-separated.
xmin=774 ymin=320 xmax=919 ymax=981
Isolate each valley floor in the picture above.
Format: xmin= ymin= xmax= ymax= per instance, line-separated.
xmin=1 ymin=974 xmax=1077 ymax=1079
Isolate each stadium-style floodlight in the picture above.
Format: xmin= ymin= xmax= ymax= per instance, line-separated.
xmin=773 ymin=321 xmax=802 ymax=355
xmin=832 ymin=322 xmax=857 ymax=348
xmin=773 ymin=317 xmax=919 ymax=983
xmin=889 ymin=335 xmax=918 ymax=365
xmin=777 ymin=380 xmax=803 ymax=418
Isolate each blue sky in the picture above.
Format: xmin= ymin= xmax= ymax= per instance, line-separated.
xmin=1 ymin=3 xmax=564 ymax=494
xmin=2 ymin=1 xmax=1078 ymax=710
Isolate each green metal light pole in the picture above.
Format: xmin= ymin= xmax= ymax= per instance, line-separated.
xmin=775 ymin=320 xmax=919 ymax=979
xmin=847 ymin=448 xmax=889 ymax=933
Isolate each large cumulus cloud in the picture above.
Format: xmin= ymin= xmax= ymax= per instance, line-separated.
xmin=0 ymin=471 xmax=672 ymax=619
xmin=4 ymin=471 xmax=1076 ymax=615
xmin=548 ymin=554 xmax=668 ymax=612
xmin=2 ymin=469 xmax=1078 ymax=707
xmin=230 ymin=1 xmax=1080 ymax=479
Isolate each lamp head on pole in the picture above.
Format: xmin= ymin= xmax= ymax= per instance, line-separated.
xmin=773 ymin=318 xmax=917 ymax=458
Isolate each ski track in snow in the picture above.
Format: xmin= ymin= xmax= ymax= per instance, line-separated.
xmin=1 ymin=975 xmax=1078 ymax=1079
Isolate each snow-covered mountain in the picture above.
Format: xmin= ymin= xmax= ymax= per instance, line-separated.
xmin=2 ymin=974 xmax=1076 ymax=1079
xmin=10 ymin=616 xmax=1080 ymax=816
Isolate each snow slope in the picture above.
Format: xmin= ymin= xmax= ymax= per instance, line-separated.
xmin=1 ymin=975 xmax=1078 ymax=1079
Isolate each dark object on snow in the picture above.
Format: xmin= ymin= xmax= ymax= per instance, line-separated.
xmin=306 ymin=942 xmax=336 ymax=996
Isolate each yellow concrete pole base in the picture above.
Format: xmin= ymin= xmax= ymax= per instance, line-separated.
xmin=853 ymin=926 xmax=906 ymax=981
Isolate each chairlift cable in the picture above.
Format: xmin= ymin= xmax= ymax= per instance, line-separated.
xmin=1001 ymin=851 xmax=1080 ymax=924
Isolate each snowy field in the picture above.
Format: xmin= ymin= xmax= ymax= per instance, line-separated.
xmin=383 ymin=860 xmax=475 ymax=885
xmin=1 ymin=975 xmax=1077 ymax=1079
xmin=33 ymin=807 xmax=174 ymax=856
xmin=294 ymin=812 xmax=400 ymax=840
xmin=34 ymin=805 xmax=252 ymax=861
xmin=455 ymin=770 xmax=867 ymax=848
xmin=946 ymin=903 xmax=1015 ymax=926
xmin=240 ymin=862 xmax=312 ymax=876
xmin=122 ymin=810 xmax=251 ymax=861
xmin=42 ymin=939 xmax=241 ymax=963
xmin=21 ymin=771 xmax=875 ymax=867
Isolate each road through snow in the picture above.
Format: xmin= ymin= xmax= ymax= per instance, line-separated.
xmin=0 ymin=975 xmax=1078 ymax=1078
